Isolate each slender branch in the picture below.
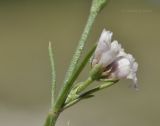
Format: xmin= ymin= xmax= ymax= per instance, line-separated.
xmin=48 ymin=42 xmax=56 ymax=109
xmin=68 ymin=44 xmax=96 ymax=88
xmin=65 ymin=77 xmax=94 ymax=104
xmin=64 ymin=13 xmax=97 ymax=84
xmin=75 ymin=77 xmax=93 ymax=94
xmin=80 ymin=80 xmax=119 ymax=97
xmin=54 ymin=44 xmax=96 ymax=113
xmin=63 ymin=98 xmax=81 ymax=111
xmin=64 ymin=0 xmax=110 ymax=84
xmin=63 ymin=80 xmax=118 ymax=110
xmin=44 ymin=111 xmax=58 ymax=126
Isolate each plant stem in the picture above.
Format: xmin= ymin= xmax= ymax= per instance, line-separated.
xmin=80 ymin=80 xmax=119 ymax=97
xmin=64 ymin=11 xmax=97 ymax=84
xmin=48 ymin=42 xmax=56 ymax=109
xmin=44 ymin=111 xmax=59 ymax=126
xmin=65 ymin=77 xmax=94 ymax=104
xmin=63 ymin=80 xmax=119 ymax=110
xmin=53 ymin=11 xmax=98 ymax=115
xmin=76 ymin=77 xmax=94 ymax=94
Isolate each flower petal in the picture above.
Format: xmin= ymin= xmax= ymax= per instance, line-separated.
xmin=111 ymin=40 xmax=121 ymax=54
xmin=93 ymin=29 xmax=113 ymax=66
xmin=99 ymin=50 xmax=117 ymax=68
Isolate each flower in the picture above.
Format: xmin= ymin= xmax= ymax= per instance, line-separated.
xmin=92 ymin=29 xmax=138 ymax=87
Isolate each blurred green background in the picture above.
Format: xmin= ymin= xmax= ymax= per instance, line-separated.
xmin=0 ymin=0 xmax=160 ymax=126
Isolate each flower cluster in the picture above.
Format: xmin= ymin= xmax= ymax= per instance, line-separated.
xmin=92 ymin=29 xmax=138 ymax=87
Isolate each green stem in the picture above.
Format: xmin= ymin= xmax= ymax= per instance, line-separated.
xmin=64 ymin=0 xmax=110 ymax=84
xmin=54 ymin=9 xmax=98 ymax=112
xmin=64 ymin=10 xmax=97 ymax=84
xmin=44 ymin=111 xmax=59 ymax=126
xmin=63 ymin=80 xmax=118 ymax=110
xmin=80 ymin=80 xmax=119 ymax=97
xmin=48 ymin=42 xmax=56 ymax=109
xmin=76 ymin=77 xmax=94 ymax=94
xmin=65 ymin=77 xmax=94 ymax=104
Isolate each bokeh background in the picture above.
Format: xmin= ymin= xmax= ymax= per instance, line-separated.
xmin=0 ymin=0 xmax=160 ymax=126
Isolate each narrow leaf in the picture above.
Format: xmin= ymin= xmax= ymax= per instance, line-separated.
xmin=80 ymin=80 xmax=119 ymax=97
xmin=48 ymin=41 xmax=56 ymax=108
xmin=54 ymin=45 xmax=96 ymax=111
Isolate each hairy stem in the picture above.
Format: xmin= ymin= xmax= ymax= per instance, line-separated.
xmin=48 ymin=42 xmax=56 ymax=109
xmin=54 ymin=10 xmax=98 ymax=114
xmin=64 ymin=12 xmax=97 ymax=84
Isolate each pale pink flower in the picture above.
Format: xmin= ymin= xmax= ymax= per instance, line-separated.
xmin=92 ymin=29 xmax=138 ymax=87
